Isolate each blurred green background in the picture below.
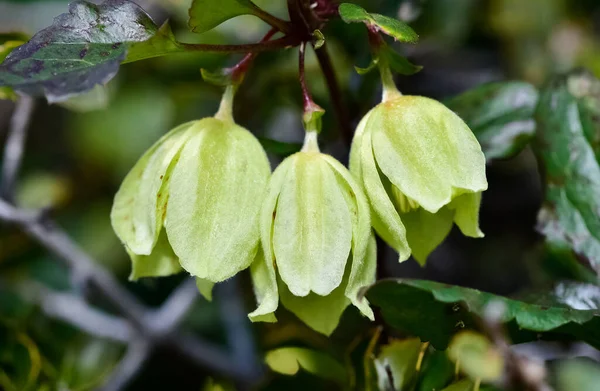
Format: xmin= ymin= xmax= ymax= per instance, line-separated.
xmin=1 ymin=0 xmax=600 ymax=390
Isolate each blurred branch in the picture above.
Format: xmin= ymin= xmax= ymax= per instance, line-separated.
xmin=99 ymin=339 xmax=152 ymax=391
xmin=1 ymin=96 xmax=34 ymax=201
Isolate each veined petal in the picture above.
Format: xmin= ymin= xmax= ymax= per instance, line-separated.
xmin=321 ymin=155 xmax=374 ymax=319
xmin=274 ymin=153 xmax=352 ymax=297
xmin=249 ymin=160 xmax=291 ymax=323
xmin=450 ymin=192 xmax=484 ymax=238
xmin=360 ymin=130 xmax=411 ymax=262
xmin=349 ymin=108 xmax=372 ymax=184
xmin=401 ymin=207 xmax=454 ymax=265
xmin=278 ymin=260 xmax=352 ymax=336
xmin=166 ymin=119 xmax=270 ymax=282
xmin=347 ymin=233 xmax=376 ymax=318
xmin=370 ymin=96 xmax=487 ymax=213
xmin=111 ymin=121 xmax=196 ymax=255
xmin=128 ymin=228 xmax=182 ymax=280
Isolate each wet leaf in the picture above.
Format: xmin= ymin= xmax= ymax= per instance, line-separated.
xmin=534 ymin=69 xmax=600 ymax=275
xmin=0 ymin=0 xmax=157 ymax=102
xmin=446 ymin=81 xmax=539 ymax=160
xmin=366 ymin=279 xmax=600 ymax=350
xmin=338 ymin=3 xmax=418 ymax=43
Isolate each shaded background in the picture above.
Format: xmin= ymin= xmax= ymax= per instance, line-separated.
xmin=1 ymin=0 xmax=600 ymax=389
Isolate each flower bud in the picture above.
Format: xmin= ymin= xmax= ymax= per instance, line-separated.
xmin=350 ymin=95 xmax=487 ymax=264
xmin=249 ymin=132 xmax=376 ymax=335
xmin=111 ymin=92 xmax=270 ymax=287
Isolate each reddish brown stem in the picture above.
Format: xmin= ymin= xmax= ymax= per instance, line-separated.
xmin=230 ymin=28 xmax=279 ymax=83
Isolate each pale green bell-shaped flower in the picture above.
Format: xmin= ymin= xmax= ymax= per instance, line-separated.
xmin=350 ymin=85 xmax=488 ymax=265
xmin=249 ymin=130 xmax=376 ymax=336
xmin=111 ymin=87 xmax=270 ymax=291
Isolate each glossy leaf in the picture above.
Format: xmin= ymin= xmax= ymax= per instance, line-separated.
xmin=338 ymin=3 xmax=418 ymax=43
xmin=446 ymin=81 xmax=539 ymax=160
xmin=265 ymin=347 xmax=347 ymax=384
xmin=534 ymin=70 xmax=600 ymax=275
xmin=417 ymin=350 xmax=455 ymax=391
xmin=366 ymin=279 xmax=600 ymax=350
xmin=0 ymin=0 xmax=156 ymax=102
xmin=188 ymin=0 xmax=259 ymax=34
xmin=374 ymin=338 xmax=423 ymax=391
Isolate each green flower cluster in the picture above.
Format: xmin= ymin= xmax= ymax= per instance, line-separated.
xmin=111 ymin=84 xmax=487 ymax=335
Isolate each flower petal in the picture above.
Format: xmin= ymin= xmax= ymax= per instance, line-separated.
xmin=401 ymin=207 xmax=454 ymax=265
xmin=322 ymin=155 xmax=374 ymax=319
xmin=111 ymin=121 xmax=195 ymax=255
xmin=195 ymin=277 xmax=214 ymax=301
xmin=128 ymin=228 xmax=182 ymax=280
xmin=450 ymin=192 xmax=484 ymax=238
xmin=371 ymin=96 xmax=487 ymax=213
xmin=278 ymin=262 xmax=352 ymax=336
xmin=274 ymin=153 xmax=352 ymax=297
xmin=360 ymin=130 xmax=411 ymax=262
xmin=249 ymin=160 xmax=291 ymax=323
xmin=166 ymin=119 xmax=270 ymax=281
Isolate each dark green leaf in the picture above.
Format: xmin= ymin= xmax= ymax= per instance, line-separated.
xmin=385 ymin=47 xmax=422 ymax=75
xmin=265 ymin=347 xmax=347 ymax=384
xmin=441 ymin=379 xmax=473 ymax=391
xmin=445 ymin=81 xmax=539 ymax=160
xmin=374 ymin=338 xmax=422 ymax=391
xmin=366 ymin=279 xmax=600 ymax=350
xmin=533 ymin=69 xmax=600 ymax=275
xmin=417 ymin=350 xmax=454 ymax=391
xmin=188 ymin=0 xmax=259 ymax=34
xmin=338 ymin=3 xmax=418 ymax=43
xmin=0 ymin=0 xmax=157 ymax=102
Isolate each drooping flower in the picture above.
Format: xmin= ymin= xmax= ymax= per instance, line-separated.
xmin=249 ymin=130 xmax=376 ymax=336
xmin=350 ymin=93 xmax=488 ymax=264
xmin=111 ymin=87 xmax=270 ymax=292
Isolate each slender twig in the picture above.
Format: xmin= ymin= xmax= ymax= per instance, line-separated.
xmin=99 ymin=339 xmax=152 ymax=391
xmin=1 ymin=96 xmax=34 ymax=201
xmin=298 ymin=42 xmax=313 ymax=111
xmin=147 ymin=278 xmax=198 ymax=335
xmin=230 ymin=28 xmax=279 ymax=83
xmin=179 ymin=34 xmax=301 ymax=55
xmin=314 ymin=43 xmax=353 ymax=147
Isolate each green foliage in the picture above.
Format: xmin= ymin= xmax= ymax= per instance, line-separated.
xmin=338 ymin=3 xmax=419 ymax=43
xmin=366 ymin=279 xmax=600 ymax=350
xmin=374 ymin=338 xmax=422 ymax=390
xmin=188 ymin=0 xmax=260 ymax=34
xmin=446 ymin=81 xmax=539 ymax=160
xmin=265 ymin=347 xmax=347 ymax=384
xmin=534 ymin=69 xmax=600 ymax=275
xmin=0 ymin=0 xmax=156 ymax=102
